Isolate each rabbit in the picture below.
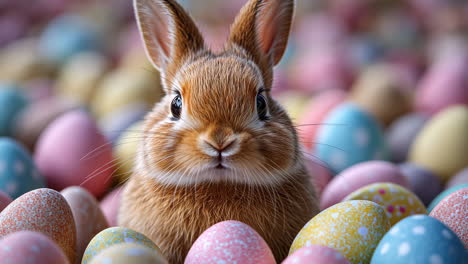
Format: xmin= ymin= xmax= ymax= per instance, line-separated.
xmin=118 ymin=0 xmax=319 ymax=263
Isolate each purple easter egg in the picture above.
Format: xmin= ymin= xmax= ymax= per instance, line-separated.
xmin=399 ymin=163 xmax=443 ymax=206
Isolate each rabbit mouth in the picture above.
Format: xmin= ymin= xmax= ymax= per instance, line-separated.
xmin=215 ymin=164 xmax=227 ymax=170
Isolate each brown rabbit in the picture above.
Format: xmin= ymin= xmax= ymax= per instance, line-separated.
xmin=119 ymin=0 xmax=319 ymax=263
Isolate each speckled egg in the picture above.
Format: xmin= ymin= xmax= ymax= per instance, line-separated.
xmin=446 ymin=167 xmax=468 ymax=189
xmin=429 ymin=187 xmax=467 ymax=247
xmin=99 ymin=187 xmax=122 ymax=227
xmin=290 ymin=200 xmax=390 ymax=264
xmin=428 ymin=184 xmax=468 ymax=213
xmin=113 ymin=121 xmax=144 ymax=184
xmin=0 ymin=138 xmax=45 ymax=198
xmin=343 ymin=183 xmax=426 ymax=225
xmin=0 ymin=188 xmax=76 ymax=263
xmin=409 ymin=105 xmax=468 ymax=182
xmin=0 ymin=191 xmax=12 ymax=212
xmin=321 ymin=161 xmax=409 ymax=209
xmin=314 ymin=103 xmax=388 ymax=174
xmin=0 ymin=84 xmax=28 ymax=136
xmin=82 ymin=227 xmax=158 ymax=264
xmin=371 ymin=215 xmax=466 ymax=264
xmin=399 ymin=163 xmax=443 ymax=206
xmin=34 ymin=110 xmax=113 ymax=197
xmin=61 ymin=186 xmax=109 ymax=260
xmin=0 ymin=231 xmax=69 ymax=264
xmin=283 ymin=245 xmax=350 ymax=264
xmin=89 ymin=243 xmax=167 ymax=264
xmin=185 ymin=220 xmax=275 ymax=264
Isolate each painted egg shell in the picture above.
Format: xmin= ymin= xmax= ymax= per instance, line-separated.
xmin=428 ymin=184 xmax=468 ymax=213
xmin=82 ymin=227 xmax=158 ymax=264
xmin=113 ymin=121 xmax=144 ymax=184
xmin=99 ymin=187 xmax=122 ymax=227
xmin=0 ymin=84 xmax=28 ymax=136
xmin=89 ymin=243 xmax=167 ymax=264
xmin=0 ymin=191 xmax=12 ymax=212
xmin=34 ymin=110 xmax=113 ymax=197
xmin=314 ymin=103 xmax=387 ymax=174
xmin=399 ymin=163 xmax=442 ymax=206
xmin=429 ymin=187 xmax=467 ymax=247
xmin=0 ymin=231 xmax=69 ymax=264
xmin=409 ymin=105 xmax=468 ymax=182
xmin=283 ymin=245 xmax=349 ymax=264
xmin=297 ymin=88 xmax=346 ymax=150
xmin=446 ymin=167 xmax=468 ymax=189
xmin=23 ymin=78 xmax=55 ymax=102
xmin=304 ymin=154 xmax=332 ymax=196
xmin=99 ymin=103 xmax=147 ymax=144
xmin=290 ymin=200 xmax=390 ymax=264
xmin=386 ymin=113 xmax=429 ymax=163
xmin=275 ymin=91 xmax=311 ymax=123
xmin=321 ymin=161 xmax=409 ymax=209
xmin=343 ymin=183 xmax=426 ymax=225
xmin=61 ymin=186 xmax=109 ymax=260
xmin=0 ymin=138 xmax=45 ymax=198
xmin=0 ymin=188 xmax=76 ymax=263
xmin=371 ymin=215 xmax=466 ymax=264
xmin=185 ymin=220 xmax=275 ymax=264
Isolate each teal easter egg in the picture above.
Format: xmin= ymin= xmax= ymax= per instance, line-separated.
xmin=427 ymin=184 xmax=468 ymax=212
xmin=0 ymin=84 xmax=28 ymax=136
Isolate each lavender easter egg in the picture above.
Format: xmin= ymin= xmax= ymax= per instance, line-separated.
xmin=283 ymin=245 xmax=349 ymax=264
xmin=0 ymin=84 xmax=28 ymax=136
xmin=399 ymin=163 xmax=443 ymax=206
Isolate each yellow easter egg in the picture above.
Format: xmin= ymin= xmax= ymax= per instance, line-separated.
xmin=275 ymin=92 xmax=311 ymax=123
xmin=290 ymin=200 xmax=390 ymax=264
xmin=409 ymin=105 xmax=468 ymax=182
xmin=89 ymin=243 xmax=167 ymax=264
xmin=113 ymin=121 xmax=144 ymax=184
xmin=343 ymin=183 xmax=426 ymax=226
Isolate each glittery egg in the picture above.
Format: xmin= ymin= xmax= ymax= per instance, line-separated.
xmin=399 ymin=163 xmax=442 ymax=206
xmin=343 ymin=183 xmax=426 ymax=225
xmin=283 ymin=245 xmax=349 ymax=264
xmin=0 ymin=188 xmax=76 ymax=263
xmin=185 ymin=220 xmax=275 ymax=264
xmin=89 ymin=243 xmax=167 ymax=264
xmin=0 ymin=84 xmax=28 ymax=137
xmin=371 ymin=215 xmax=466 ymax=264
xmin=99 ymin=187 xmax=122 ymax=227
xmin=290 ymin=200 xmax=390 ymax=264
xmin=428 ymin=184 xmax=468 ymax=212
xmin=0 ymin=191 xmax=12 ymax=212
xmin=82 ymin=227 xmax=158 ymax=264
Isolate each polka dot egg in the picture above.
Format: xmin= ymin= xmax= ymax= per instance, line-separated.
xmin=290 ymin=200 xmax=390 ymax=264
xmin=343 ymin=183 xmax=427 ymax=226
xmin=371 ymin=215 xmax=466 ymax=264
xmin=89 ymin=243 xmax=167 ymax=264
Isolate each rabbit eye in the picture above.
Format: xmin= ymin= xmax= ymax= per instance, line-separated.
xmin=256 ymin=93 xmax=268 ymax=120
xmin=171 ymin=94 xmax=182 ymax=120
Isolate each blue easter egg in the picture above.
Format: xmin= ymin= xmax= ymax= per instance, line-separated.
xmin=371 ymin=215 xmax=466 ymax=264
xmin=0 ymin=83 xmax=28 ymax=136
xmin=314 ymin=103 xmax=387 ymax=174
xmin=0 ymin=138 xmax=45 ymax=198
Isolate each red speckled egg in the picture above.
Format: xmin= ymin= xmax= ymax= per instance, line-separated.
xmin=100 ymin=187 xmax=123 ymax=227
xmin=34 ymin=110 xmax=113 ymax=197
xmin=0 ymin=191 xmax=12 ymax=212
xmin=283 ymin=245 xmax=349 ymax=264
xmin=0 ymin=188 xmax=76 ymax=263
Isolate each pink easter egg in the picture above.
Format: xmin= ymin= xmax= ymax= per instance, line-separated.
xmin=283 ymin=245 xmax=350 ymax=264
xmin=35 ymin=110 xmax=113 ymax=198
xmin=100 ymin=187 xmax=123 ymax=227
xmin=446 ymin=167 xmax=468 ymax=189
xmin=304 ymin=155 xmax=333 ymax=196
xmin=0 ymin=191 xmax=12 ymax=212
xmin=320 ymin=161 xmax=409 ymax=210
xmin=185 ymin=220 xmax=275 ymax=264
xmin=0 ymin=231 xmax=69 ymax=264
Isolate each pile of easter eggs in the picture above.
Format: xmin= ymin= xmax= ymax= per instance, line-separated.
xmin=1 ymin=0 xmax=467 ymax=263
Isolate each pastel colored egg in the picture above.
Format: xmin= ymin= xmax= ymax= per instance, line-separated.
xmin=0 ymin=138 xmax=45 ymax=198
xmin=274 ymin=92 xmax=311 ymax=123
xmin=0 ymin=231 xmax=69 ymax=264
xmin=409 ymin=105 xmax=468 ymax=182
xmin=99 ymin=187 xmax=122 ymax=227
xmin=314 ymin=103 xmax=388 ymax=174
xmin=386 ymin=113 xmax=429 ymax=163
xmin=23 ymin=78 xmax=55 ymax=102
xmin=0 ymin=84 xmax=28 ymax=136
xmin=290 ymin=200 xmax=390 ymax=264
xmin=446 ymin=167 xmax=468 ymax=189
xmin=321 ymin=161 xmax=409 ymax=209
xmin=428 ymin=184 xmax=468 ymax=213
xmin=0 ymin=188 xmax=76 ymax=263
xmin=99 ymin=103 xmax=148 ymax=144
xmin=113 ymin=121 xmax=144 ymax=184
xmin=399 ymin=163 xmax=443 ymax=206
xmin=34 ymin=110 xmax=113 ymax=198
xmin=283 ymin=245 xmax=349 ymax=264
xmin=304 ymin=154 xmax=333 ymax=196
xmin=89 ymin=243 xmax=167 ymax=264
xmin=0 ymin=191 xmax=12 ymax=212
xmin=343 ymin=183 xmax=426 ymax=225
xmin=61 ymin=186 xmax=109 ymax=260
xmin=371 ymin=215 xmax=466 ymax=264
xmin=82 ymin=227 xmax=158 ymax=264
xmin=185 ymin=220 xmax=275 ymax=264
xmin=429 ymin=187 xmax=467 ymax=247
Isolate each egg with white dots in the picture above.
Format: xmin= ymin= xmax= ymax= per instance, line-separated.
xmin=89 ymin=243 xmax=168 ymax=264
xmin=371 ymin=215 xmax=466 ymax=264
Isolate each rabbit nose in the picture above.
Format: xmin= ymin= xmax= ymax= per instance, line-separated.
xmin=201 ymin=137 xmax=239 ymax=158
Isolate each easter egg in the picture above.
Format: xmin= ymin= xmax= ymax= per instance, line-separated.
xmin=0 ymin=191 xmax=12 ymax=212
xmin=82 ymin=227 xmax=158 ymax=264
xmin=0 ymin=231 xmax=69 ymax=264
xmin=343 ymin=183 xmax=426 ymax=225
xmin=429 ymin=187 xmax=467 ymax=247
xmin=321 ymin=161 xmax=409 ymax=209
xmin=315 ymin=103 xmax=387 ymax=174
xmin=283 ymin=245 xmax=349 ymax=264
xmin=0 ymin=138 xmax=45 ymax=198
xmin=446 ymin=167 xmax=468 ymax=189
xmin=0 ymin=188 xmax=76 ymax=263
xmin=428 ymin=184 xmax=468 ymax=213
xmin=290 ymin=200 xmax=390 ymax=264
xmin=409 ymin=105 xmax=468 ymax=182
xmin=186 ymin=220 xmax=275 ymax=264
xmin=99 ymin=187 xmax=122 ymax=227
xmin=89 ymin=243 xmax=167 ymax=264
xmin=0 ymin=84 xmax=28 ymax=136
xmin=61 ymin=186 xmax=109 ymax=260
xmin=399 ymin=163 xmax=443 ymax=206
xmin=371 ymin=215 xmax=466 ymax=264
xmin=113 ymin=121 xmax=144 ymax=184
xmin=99 ymin=103 xmax=147 ymax=144
xmin=34 ymin=110 xmax=113 ymax=197
xmin=274 ymin=91 xmax=311 ymax=122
